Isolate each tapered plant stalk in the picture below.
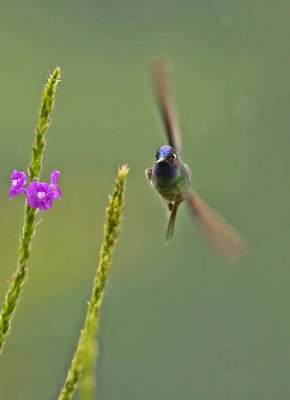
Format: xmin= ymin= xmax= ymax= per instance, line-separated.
xmin=0 ymin=67 xmax=61 ymax=354
xmin=80 ymin=313 xmax=98 ymax=400
xmin=58 ymin=165 xmax=129 ymax=400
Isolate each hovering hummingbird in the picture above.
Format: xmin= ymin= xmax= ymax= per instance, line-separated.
xmin=145 ymin=58 xmax=247 ymax=260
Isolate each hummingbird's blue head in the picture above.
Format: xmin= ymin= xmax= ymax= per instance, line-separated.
xmin=155 ymin=145 xmax=178 ymax=164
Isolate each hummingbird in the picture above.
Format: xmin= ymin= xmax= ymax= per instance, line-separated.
xmin=145 ymin=58 xmax=247 ymax=260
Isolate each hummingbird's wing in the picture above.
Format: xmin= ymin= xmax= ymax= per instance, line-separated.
xmin=151 ymin=57 xmax=182 ymax=154
xmin=184 ymin=191 xmax=248 ymax=261
xmin=145 ymin=168 xmax=152 ymax=181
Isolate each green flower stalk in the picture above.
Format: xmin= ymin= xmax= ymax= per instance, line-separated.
xmin=29 ymin=67 xmax=61 ymax=181
xmin=80 ymin=313 xmax=98 ymax=400
xmin=0 ymin=67 xmax=61 ymax=354
xmin=58 ymin=165 xmax=129 ymax=400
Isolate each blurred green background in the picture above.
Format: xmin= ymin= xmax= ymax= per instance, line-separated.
xmin=1 ymin=0 xmax=290 ymax=399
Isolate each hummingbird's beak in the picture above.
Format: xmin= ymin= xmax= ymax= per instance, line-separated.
xmin=156 ymin=156 xmax=167 ymax=163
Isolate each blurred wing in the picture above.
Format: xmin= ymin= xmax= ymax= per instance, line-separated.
xmin=145 ymin=168 xmax=152 ymax=181
xmin=184 ymin=191 xmax=248 ymax=261
xmin=151 ymin=57 xmax=182 ymax=154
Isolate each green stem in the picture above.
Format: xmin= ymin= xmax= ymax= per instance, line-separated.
xmin=80 ymin=313 xmax=98 ymax=400
xmin=0 ymin=67 xmax=61 ymax=354
xmin=58 ymin=165 xmax=129 ymax=400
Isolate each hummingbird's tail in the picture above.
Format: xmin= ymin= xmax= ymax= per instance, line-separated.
xmin=184 ymin=190 xmax=248 ymax=261
xmin=166 ymin=202 xmax=179 ymax=242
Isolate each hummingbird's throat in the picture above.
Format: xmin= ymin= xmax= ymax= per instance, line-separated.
xmin=154 ymin=160 xmax=178 ymax=179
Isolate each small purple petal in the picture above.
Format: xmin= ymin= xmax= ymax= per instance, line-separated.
xmin=50 ymin=170 xmax=61 ymax=199
xmin=26 ymin=182 xmax=55 ymax=212
xmin=51 ymin=186 xmax=62 ymax=199
xmin=51 ymin=170 xmax=60 ymax=186
xmin=10 ymin=170 xmax=27 ymax=199
xmin=38 ymin=198 xmax=53 ymax=212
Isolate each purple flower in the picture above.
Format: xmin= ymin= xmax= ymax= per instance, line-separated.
xmin=50 ymin=170 xmax=61 ymax=199
xmin=10 ymin=170 xmax=27 ymax=199
xmin=10 ymin=168 xmax=62 ymax=211
xmin=26 ymin=182 xmax=55 ymax=212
